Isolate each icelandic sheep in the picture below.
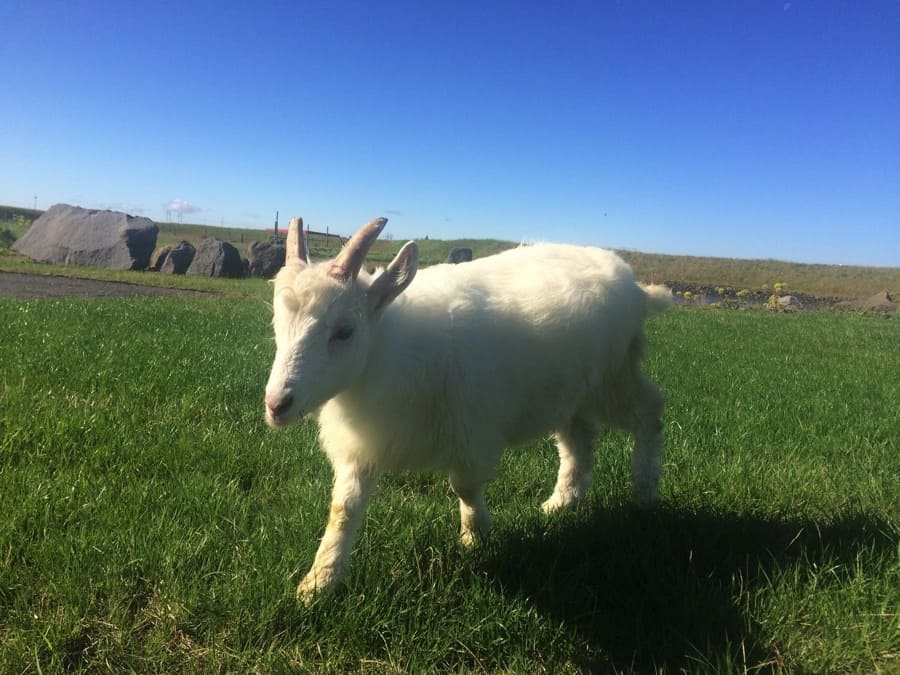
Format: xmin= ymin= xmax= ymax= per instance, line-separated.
xmin=265 ymin=216 xmax=672 ymax=599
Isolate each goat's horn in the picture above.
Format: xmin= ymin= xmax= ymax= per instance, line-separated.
xmin=329 ymin=217 xmax=388 ymax=281
xmin=286 ymin=216 xmax=310 ymax=265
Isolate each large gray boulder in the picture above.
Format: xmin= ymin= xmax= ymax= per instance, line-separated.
xmin=247 ymin=240 xmax=285 ymax=278
xmin=186 ymin=238 xmax=244 ymax=278
xmin=12 ymin=203 xmax=158 ymax=270
xmin=160 ymin=241 xmax=196 ymax=275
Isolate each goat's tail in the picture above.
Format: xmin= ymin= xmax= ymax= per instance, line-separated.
xmin=639 ymin=283 xmax=674 ymax=316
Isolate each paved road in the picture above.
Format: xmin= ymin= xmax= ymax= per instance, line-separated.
xmin=0 ymin=271 xmax=211 ymax=299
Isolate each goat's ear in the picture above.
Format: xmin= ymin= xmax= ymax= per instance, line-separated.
xmin=367 ymin=241 xmax=418 ymax=313
xmin=286 ymin=216 xmax=310 ymax=266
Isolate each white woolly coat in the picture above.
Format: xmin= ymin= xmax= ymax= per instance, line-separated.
xmin=315 ymin=243 xmax=667 ymax=476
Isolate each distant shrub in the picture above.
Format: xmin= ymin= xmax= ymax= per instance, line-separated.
xmin=0 ymin=228 xmax=16 ymax=249
xmin=1 ymin=214 xmax=31 ymax=248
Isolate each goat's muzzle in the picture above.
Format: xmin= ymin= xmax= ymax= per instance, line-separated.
xmin=265 ymin=392 xmax=297 ymax=427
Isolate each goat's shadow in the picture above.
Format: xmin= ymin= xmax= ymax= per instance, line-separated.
xmin=475 ymin=504 xmax=895 ymax=671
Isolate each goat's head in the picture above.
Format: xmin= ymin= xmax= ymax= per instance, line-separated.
xmin=264 ymin=216 xmax=418 ymax=427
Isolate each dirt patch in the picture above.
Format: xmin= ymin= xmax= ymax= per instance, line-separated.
xmin=0 ymin=271 xmax=213 ymax=299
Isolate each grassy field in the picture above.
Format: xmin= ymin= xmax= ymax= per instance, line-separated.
xmin=0 ymin=290 xmax=897 ymax=672
xmin=3 ymin=204 xmax=898 ymax=298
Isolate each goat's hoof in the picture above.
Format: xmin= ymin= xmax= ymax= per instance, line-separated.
xmin=459 ymin=530 xmax=477 ymax=548
xmin=295 ymin=580 xmax=319 ymax=604
xmin=541 ymin=489 xmax=582 ymax=514
xmin=459 ymin=525 xmax=491 ymax=548
xmin=541 ymin=496 xmax=564 ymax=514
xmin=296 ymin=569 xmax=338 ymax=603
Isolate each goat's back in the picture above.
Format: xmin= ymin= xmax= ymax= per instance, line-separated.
xmin=402 ymin=243 xmax=643 ymax=328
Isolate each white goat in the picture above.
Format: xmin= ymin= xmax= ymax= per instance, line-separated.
xmin=265 ymin=216 xmax=672 ymax=599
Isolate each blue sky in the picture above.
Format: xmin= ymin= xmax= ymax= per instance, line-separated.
xmin=2 ymin=1 xmax=898 ymax=266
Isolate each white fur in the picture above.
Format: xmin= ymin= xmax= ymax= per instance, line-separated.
xmin=264 ymin=237 xmax=671 ymax=599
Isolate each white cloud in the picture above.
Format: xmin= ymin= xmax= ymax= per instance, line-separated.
xmin=165 ymin=199 xmax=202 ymax=214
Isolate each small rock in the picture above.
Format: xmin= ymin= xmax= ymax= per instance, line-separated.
xmin=446 ymin=247 xmax=473 ymax=264
xmin=778 ymin=295 xmax=803 ymax=311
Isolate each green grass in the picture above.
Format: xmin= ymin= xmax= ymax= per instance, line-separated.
xmin=0 ymin=296 xmax=897 ymax=672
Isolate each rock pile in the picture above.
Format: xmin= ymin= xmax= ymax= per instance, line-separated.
xmin=446 ymin=247 xmax=473 ymax=264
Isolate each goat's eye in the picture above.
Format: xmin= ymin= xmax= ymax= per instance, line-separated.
xmin=330 ymin=325 xmax=354 ymax=343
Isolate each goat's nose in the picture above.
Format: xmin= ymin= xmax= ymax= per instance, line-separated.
xmin=266 ymin=392 xmax=294 ymax=417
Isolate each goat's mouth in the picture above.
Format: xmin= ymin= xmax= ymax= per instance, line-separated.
xmin=264 ymin=392 xmax=302 ymax=428
xmin=265 ymin=407 xmax=303 ymax=428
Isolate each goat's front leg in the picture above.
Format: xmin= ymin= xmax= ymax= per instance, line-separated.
xmin=297 ymin=461 xmax=377 ymax=601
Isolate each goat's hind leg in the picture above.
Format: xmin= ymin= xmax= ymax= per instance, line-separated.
xmin=630 ymin=376 xmax=665 ymax=509
xmin=542 ymin=418 xmax=596 ymax=514
xmin=450 ymin=471 xmax=493 ymax=547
